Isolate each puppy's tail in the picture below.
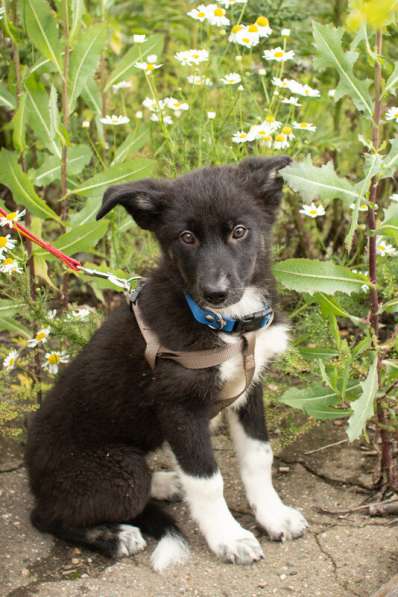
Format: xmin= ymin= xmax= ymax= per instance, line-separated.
xmin=31 ymin=500 xmax=190 ymax=573
xmin=134 ymin=500 xmax=191 ymax=573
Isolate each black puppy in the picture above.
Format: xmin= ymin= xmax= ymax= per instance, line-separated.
xmin=26 ymin=156 xmax=308 ymax=572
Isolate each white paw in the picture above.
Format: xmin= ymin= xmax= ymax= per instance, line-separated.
xmin=213 ymin=530 xmax=264 ymax=565
xmin=151 ymin=471 xmax=183 ymax=502
xmin=151 ymin=532 xmax=190 ymax=573
xmin=257 ymin=504 xmax=308 ymax=542
xmin=116 ymin=525 xmax=147 ymax=557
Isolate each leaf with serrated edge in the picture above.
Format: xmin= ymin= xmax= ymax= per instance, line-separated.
xmin=69 ymin=24 xmax=108 ymax=111
xmin=0 ymin=149 xmax=60 ymax=222
xmin=346 ymin=355 xmax=378 ymax=442
xmin=23 ymin=0 xmax=62 ymax=75
xmin=384 ymin=62 xmax=398 ymax=97
xmin=24 ymin=77 xmax=61 ymax=158
xmin=381 ymin=139 xmax=398 ymax=179
xmin=35 ymin=145 xmax=92 ymax=187
xmin=313 ymin=22 xmax=372 ymax=115
xmin=35 ymin=221 xmax=108 ymax=258
xmin=70 ymin=0 xmax=86 ymax=40
xmin=273 ymin=258 xmax=367 ymax=295
xmin=73 ymin=159 xmax=155 ymax=197
xmin=112 ymin=127 xmax=150 ymax=165
xmin=281 ymin=157 xmax=357 ymax=204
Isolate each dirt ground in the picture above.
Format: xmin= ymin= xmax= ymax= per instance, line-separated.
xmin=1 ymin=422 xmax=397 ymax=597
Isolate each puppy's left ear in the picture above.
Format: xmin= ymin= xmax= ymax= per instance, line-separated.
xmin=238 ymin=156 xmax=291 ymax=221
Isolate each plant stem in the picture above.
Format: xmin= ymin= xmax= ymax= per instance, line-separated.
xmin=61 ymin=0 xmax=70 ymax=307
xmin=368 ymin=30 xmax=396 ymax=490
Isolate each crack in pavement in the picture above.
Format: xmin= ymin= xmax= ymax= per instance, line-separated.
xmin=0 ymin=463 xmax=24 ymax=474
xmin=277 ymin=458 xmax=372 ymax=492
xmin=312 ymin=530 xmax=361 ymax=597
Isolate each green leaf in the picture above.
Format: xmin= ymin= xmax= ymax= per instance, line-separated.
xmin=378 ymin=202 xmax=398 ymax=242
xmin=281 ymin=156 xmax=357 ymax=204
xmin=81 ymin=78 xmax=102 ymax=114
xmin=69 ymin=23 xmax=108 ymax=111
xmin=73 ymin=159 xmax=155 ymax=197
xmin=70 ymin=0 xmax=86 ymax=40
xmin=312 ymin=293 xmax=362 ymax=323
xmin=273 ymin=259 xmax=368 ymax=296
xmin=70 ymin=195 xmax=100 ymax=226
xmin=380 ymin=139 xmax=398 ymax=179
xmin=381 ymin=298 xmax=398 ymax=314
xmin=0 ymin=149 xmax=60 ymax=222
xmin=305 ymin=405 xmax=352 ymax=420
xmin=298 ymin=347 xmax=340 ymax=360
xmin=0 ymin=300 xmax=27 ymax=319
xmin=279 ymin=383 xmax=357 ymax=420
xmin=23 ymin=0 xmax=62 ymax=75
xmin=105 ymin=33 xmax=164 ymax=91
xmin=24 ymin=76 xmax=62 ymax=158
xmin=35 ymin=220 xmax=108 ymax=258
xmin=383 ymin=359 xmax=398 ymax=380
xmin=347 ymin=354 xmax=378 ymax=441
xmin=312 ymin=22 xmax=372 ymax=116
xmin=0 ymin=317 xmax=31 ymax=338
xmin=384 ymin=62 xmax=398 ymax=97
xmin=35 ymin=145 xmax=92 ymax=187
xmin=0 ymin=81 xmax=16 ymax=110
xmin=111 ymin=126 xmax=150 ymax=165
xmin=12 ymin=94 xmax=27 ymax=152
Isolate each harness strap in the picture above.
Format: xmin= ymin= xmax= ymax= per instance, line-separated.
xmin=132 ymin=300 xmax=257 ymax=406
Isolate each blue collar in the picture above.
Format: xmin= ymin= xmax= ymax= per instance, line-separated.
xmin=184 ymin=293 xmax=274 ymax=334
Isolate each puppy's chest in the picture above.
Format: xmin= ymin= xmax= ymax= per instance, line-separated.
xmin=217 ymin=324 xmax=289 ymax=406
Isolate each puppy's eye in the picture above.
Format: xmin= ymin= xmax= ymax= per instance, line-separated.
xmin=231 ymin=225 xmax=248 ymax=240
xmin=179 ymin=231 xmax=197 ymax=245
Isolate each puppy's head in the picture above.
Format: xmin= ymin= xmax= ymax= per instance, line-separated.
xmin=97 ymin=156 xmax=290 ymax=309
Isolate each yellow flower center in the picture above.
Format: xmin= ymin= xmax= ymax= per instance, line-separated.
xmin=248 ymin=24 xmax=259 ymax=33
xmin=260 ymin=134 xmax=272 ymax=141
xmin=242 ymin=37 xmax=250 ymax=43
xmin=36 ymin=331 xmax=47 ymax=341
xmin=192 ymin=53 xmax=199 ymax=58
xmin=198 ymin=11 xmax=205 ymax=17
xmin=275 ymin=134 xmax=286 ymax=142
xmin=309 ymin=209 xmax=318 ymax=216
xmin=232 ymin=24 xmax=243 ymax=33
xmin=3 ymin=257 xmax=13 ymax=265
xmin=394 ymin=110 xmax=398 ymax=118
xmin=256 ymin=16 xmax=269 ymax=27
xmin=214 ymin=7 xmax=225 ymax=16
xmin=282 ymin=126 xmax=292 ymax=135
xmin=48 ymin=354 xmax=60 ymax=365
xmin=239 ymin=133 xmax=247 ymax=138
xmin=146 ymin=64 xmax=155 ymax=71
xmin=0 ymin=237 xmax=7 ymax=248
xmin=265 ymin=115 xmax=275 ymax=122
xmin=9 ymin=357 xmax=15 ymax=366
xmin=274 ymin=51 xmax=285 ymax=58
xmin=300 ymin=122 xmax=309 ymax=128
xmin=6 ymin=212 xmax=17 ymax=221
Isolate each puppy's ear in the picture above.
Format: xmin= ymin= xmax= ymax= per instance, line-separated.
xmin=96 ymin=178 xmax=171 ymax=230
xmin=238 ymin=156 xmax=291 ymax=221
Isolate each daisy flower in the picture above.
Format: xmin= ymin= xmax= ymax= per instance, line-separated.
xmin=207 ymin=111 xmax=216 ymax=119
xmin=135 ymin=110 xmax=143 ymax=119
xmin=349 ymin=201 xmax=369 ymax=212
xmin=255 ymin=16 xmax=272 ymax=37
xmin=112 ymin=80 xmax=132 ymax=92
xmin=0 ymin=257 xmax=22 ymax=274
xmin=263 ymin=47 xmax=295 ymax=62
xmin=232 ymin=130 xmax=254 ymax=144
xmin=82 ymin=120 xmax=90 ymax=128
xmin=263 ymin=115 xmax=281 ymax=132
xmin=187 ymin=4 xmax=208 ymax=22
xmin=134 ymin=54 xmax=162 ymax=75
xmin=133 ymin=34 xmax=147 ymax=43
xmin=27 ymin=327 xmax=50 ymax=348
xmin=0 ymin=234 xmax=17 ymax=256
xmin=99 ymin=115 xmax=130 ymax=125
xmin=291 ymin=82 xmax=320 ymax=98
xmin=272 ymin=77 xmax=291 ymax=88
xmin=390 ymin=193 xmax=398 ymax=202
xmin=3 ymin=350 xmax=18 ymax=371
xmin=0 ymin=209 xmax=25 ymax=229
xmin=376 ymin=237 xmax=398 ymax=257
xmin=293 ymin=121 xmax=317 ymax=132
xmin=187 ymin=75 xmax=212 ymax=86
xmin=385 ymin=106 xmax=398 ymax=123
xmin=219 ymin=0 xmax=246 ymax=5
xmin=249 ymin=122 xmax=273 ymax=140
xmin=274 ymin=133 xmax=290 ymax=149
xmin=299 ymin=203 xmax=326 ymax=218
xmin=229 ymin=25 xmax=259 ymax=48
xmin=69 ymin=306 xmax=93 ymax=320
xmin=281 ymin=28 xmax=291 ymax=37
xmin=281 ymin=125 xmax=294 ymax=140
xmin=175 ymin=49 xmax=209 ymax=66
xmin=164 ymin=97 xmax=189 ymax=112
xmin=220 ymin=73 xmax=241 ymax=85
xmin=206 ymin=5 xmax=230 ymax=27
xmin=281 ymin=96 xmax=301 ymax=106
xmin=43 ymin=351 xmax=70 ymax=375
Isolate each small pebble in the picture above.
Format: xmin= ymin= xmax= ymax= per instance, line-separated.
xmin=280 ymin=574 xmax=287 ymax=580
xmin=21 ymin=568 xmax=30 ymax=577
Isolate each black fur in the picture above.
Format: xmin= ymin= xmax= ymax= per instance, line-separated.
xmin=25 ymin=156 xmax=289 ymax=558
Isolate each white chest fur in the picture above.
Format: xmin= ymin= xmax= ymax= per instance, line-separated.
xmin=214 ymin=287 xmax=289 ymax=409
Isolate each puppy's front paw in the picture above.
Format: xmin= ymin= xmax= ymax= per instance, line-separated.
xmin=116 ymin=525 xmax=147 ymax=557
xmin=257 ymin=504 xmax=308 ymax=542
xmin=214 ymin=531 xmax=264 ymax=565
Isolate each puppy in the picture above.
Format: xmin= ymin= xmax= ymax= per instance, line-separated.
xmin=25 ymin=156 xmax=307 ymax=572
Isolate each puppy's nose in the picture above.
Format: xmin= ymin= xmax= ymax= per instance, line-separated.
xmin=202 ymin=284 xmax=228 ymax=305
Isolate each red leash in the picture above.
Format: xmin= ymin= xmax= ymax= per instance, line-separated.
xmin=0 ymin=207 xmax=81 ymax=271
